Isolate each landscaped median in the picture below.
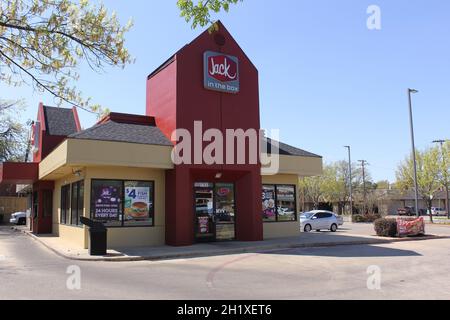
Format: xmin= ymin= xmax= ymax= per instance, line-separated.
xmin=11 ymin=225 xmax=447 ymax=262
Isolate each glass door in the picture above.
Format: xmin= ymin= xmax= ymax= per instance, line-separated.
xmin=194 ymin=183 xmax=215 ymax=242
xmin=214 ymin=183 xmax=235 ymax=241
xmin=194 ymin=182 xmax=236 ymax=242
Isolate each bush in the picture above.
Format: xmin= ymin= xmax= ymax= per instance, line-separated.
xmin=353 ymin=213 xmax=382 ymax=223
xmin=374 ymin=218 xmax=398 ymax=237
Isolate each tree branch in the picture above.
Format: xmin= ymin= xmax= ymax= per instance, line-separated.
xmin=0 ymin=49 xmax=97 ymax=115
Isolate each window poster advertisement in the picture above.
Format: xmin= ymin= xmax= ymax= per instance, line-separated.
xmin=262 ymin=185 xmax=276 ymax=220
xmin=124 ymin=181 xmax=153 ymax=222
xmin=198 ymin=216 xmax=210 ymax=234
xmin=92 ymin=180 xmax=122 ymax=220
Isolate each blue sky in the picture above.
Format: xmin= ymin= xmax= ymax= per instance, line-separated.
xmin=1 ymin=0 xmax=449 ymax=182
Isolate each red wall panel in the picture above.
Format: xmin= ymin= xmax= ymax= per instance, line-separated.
xmin=147 ymin=22 xmax=263 ymax=246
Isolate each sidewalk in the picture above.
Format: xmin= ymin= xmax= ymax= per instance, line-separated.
xmin=13 ymin=226 xmax=446 ymax=262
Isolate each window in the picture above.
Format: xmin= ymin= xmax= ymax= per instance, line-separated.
xmin=124 ymin=181 xmax=154 ymax=226
xmin=91 ymin=180 xmax=123 ymax=227
xmin=71 ymin=181 xmax=84 ymax=226
xmin=276 ymin=185 xmax=296 ymax=221
xmin=262 ymin=185 xmax=276 ymax=222
xmin=314 ymin=212 xmax=333 ymax=219
xmin=91 ymin=179 xmax=154 ymax=227
xmin=60 ymin=185 xmax=71 ymax=224
xmin=262 ymin=184 xmax=297 ymax=222
xmin=314 ymin=212 xmax=325 ymax=219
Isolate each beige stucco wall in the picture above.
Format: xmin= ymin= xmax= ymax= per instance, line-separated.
xmin=51 ymin=166 xmax=166 ymax=249
xmin=262 ymin=174 xmax=300 ymax=239
xmin=52 ymin=172 xmax=87 ymax=247
xmin=67 ymin=139 xmax=173 ymax=170
xmin=261 ymin=154 xmax=323 ymax=177
xmin=39 ymin=139 xmax=173 ymax=181
xmin=39 ymin=140 xmax=69 ymax=180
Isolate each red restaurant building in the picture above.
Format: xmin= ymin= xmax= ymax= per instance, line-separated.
xmin=0 ymin=22 xmax=322 ymax=249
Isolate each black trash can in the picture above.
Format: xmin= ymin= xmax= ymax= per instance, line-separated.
xmin=80 ymin=217 xmax=107 ymax=256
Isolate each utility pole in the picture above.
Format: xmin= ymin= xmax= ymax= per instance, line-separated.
xmin=359 ymin=160 xmax=368 ymax=214
xmin=344 ymin=146 xmax=353 ymax=216
xmin=433 ymin=139 xmax=449 ymax=219
xmin=407 ymin=88 xmax=420 ymax=217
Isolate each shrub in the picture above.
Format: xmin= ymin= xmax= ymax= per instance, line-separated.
xmin=353 ymin=213 xmax=382 ymax=223
xmin=374 ymin=218 xmax=398 ymax=237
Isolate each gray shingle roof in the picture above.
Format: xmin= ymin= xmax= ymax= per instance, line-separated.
xmin=68 ymin=121 xmax=173 ymax=147
xmin=43 ymin=106 xmax=78 ymax=136
xmin=265 ymin=138 xmax=322 ymax=158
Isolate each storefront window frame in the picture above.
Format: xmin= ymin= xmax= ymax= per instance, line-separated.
xmin=262 ymin=184 xmax=298 ymax=223
xmin=70 ymin=180 xmax=84 ymax=228
xmin=90 ymin=179 xmax=155 ymax=228
xmin=60 ymin=184 xmax=71 ymax=225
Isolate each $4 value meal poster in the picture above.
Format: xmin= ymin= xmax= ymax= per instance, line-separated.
xmin=124 ymin=186 xmax=152 ymax=221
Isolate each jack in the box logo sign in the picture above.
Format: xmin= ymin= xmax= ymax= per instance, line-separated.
xmin=204 ymin=51 xmax=239 ymax=94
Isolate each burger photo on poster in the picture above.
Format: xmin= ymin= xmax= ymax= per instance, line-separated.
xmin=129 ymin=202 xmax=149 ymax=219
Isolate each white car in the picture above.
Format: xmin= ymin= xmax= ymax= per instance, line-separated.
xmin=300 ymin=210 xmax=342 ymax=233
xmin=429 ymin=207 xmax=447 ymax=216
xmin=9 ymin=212 xmax=27 ymax=225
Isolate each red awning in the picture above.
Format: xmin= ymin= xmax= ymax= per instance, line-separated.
xmin=0 ymin=162 xmax=38 ymax=184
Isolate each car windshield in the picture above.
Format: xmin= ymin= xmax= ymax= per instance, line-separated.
xmin=300 ymin=212 xmax=315 ymax=218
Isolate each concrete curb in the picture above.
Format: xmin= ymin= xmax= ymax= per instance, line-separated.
xmin=13 ymin=226 xmax=449 ymax=263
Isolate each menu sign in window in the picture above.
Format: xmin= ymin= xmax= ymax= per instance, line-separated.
xmin=124 ymin=181 xmax=153 ymax=222
xmin=262 ymin=185 xmax=276 ymax=222
xmin=92 ymin=180 xmax=122 ymax=221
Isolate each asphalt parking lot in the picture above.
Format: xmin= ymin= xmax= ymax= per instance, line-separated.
xmin=1 ymin=223 xmax=450 ymax=300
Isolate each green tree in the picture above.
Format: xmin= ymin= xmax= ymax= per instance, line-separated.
xmin=178 ymin=0 xmax=242 ymax=29
xmin=396 ymin=147 xmax=441 ymax=223
xmin=0 ymin=0 xmax=133 ymax=115
xmin=299 ymin=161 xmax=367 ymax=214
xmin=321 ymin=161 xmax=373 ymax=214
xmin=0 ymin=100 xmax=27 ymax=162
xmin=299 ymin=174 xmax=325 ymax=210
xmin=375 ymin=180 xmax=391 ymax=190
xmin=320 ymin=163 xmax=348 ymax=214
xmin=436 ymin=141 xmax=450 ymax=216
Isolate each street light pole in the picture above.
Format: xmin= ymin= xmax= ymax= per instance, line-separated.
xmin=408 ymin=88 xmax=420 ymax=217
xmin=433 ymin=139 xmax=449 ymax=219
xmin=344 ymin=146 xmax=353 ymax=216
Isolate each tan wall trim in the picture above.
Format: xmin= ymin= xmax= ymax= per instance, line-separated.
xmin=39 ymin=140 xmax=68 ymax=180
xmin=263 ymin=222 xmax=300 ymax=239
xmin=262 ymin=154 xmax=323 ymax=177
xmin=66 ymin=139 xmax=174 ymax=169
xmin=106 ymin=226 xmax=165 ymax=248
xmin=39 ymin=139 xmax=174 ymax=180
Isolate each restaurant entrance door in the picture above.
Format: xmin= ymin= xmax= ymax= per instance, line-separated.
xmin=194 ymin=182 xmax=236 ymax=242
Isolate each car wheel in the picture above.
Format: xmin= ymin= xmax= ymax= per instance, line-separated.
xmin=316 ymin=230 xmax=321 ymax=232
xmin=330 ymin=224 xmax=338 ymax=232
xmin=18 ymin=217 xmax=26 ymax=225
xmin=304 ymin=224 xmax=312 ymax=233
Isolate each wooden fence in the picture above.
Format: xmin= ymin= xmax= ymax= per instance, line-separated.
xmin=0 ymin=197 xmax=28 ymax=224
